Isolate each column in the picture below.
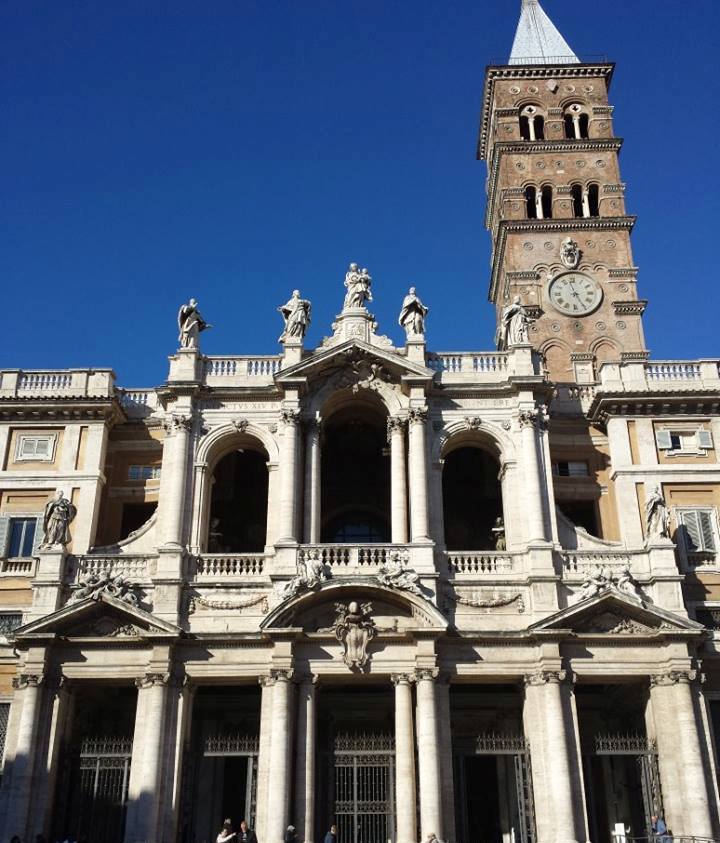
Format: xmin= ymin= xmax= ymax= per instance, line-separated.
xmin=408 ymin=408 xmax=430 ymax=542
xmin=159 ymin=413 xmax=192 ymax=547
xmin=34 ymin=678 xmax=74 ymax=841
xmin=265 ymin=669 xmax=294 ymax=843
xmin=388 ymin=418 xmax=408 ymax=544
xmin=303 ymin=420 xmax=322 ymax=544
xmin=256 ymin=677 xmax=274 ymax=841
xmin=436 ymin=677 xmax=456 ymax=843
xmin=278 ymin=411 xmax=300 ymax=543
xmin=650 ymin=671 xmax=714 ymax=837
xmin=1 ymin=673 xmax=44 ymax=841
xmin=415 ymin=669 xmax=442 ymax=840
xmin=392 ymin=674 xmax=417 ymax=843
xmin=125 ymin=673 xmax=169 ymax=843
xmin=295 ymin=676 xmax=317 ymax=843
xmin=518 ymin=411 xmax=546 ymax=543
xmin=523 ymin=671 xmax=584 ymax=843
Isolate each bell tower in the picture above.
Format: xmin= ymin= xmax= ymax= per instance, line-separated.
xmin=478 ymin=0 xmax=647 ymax=383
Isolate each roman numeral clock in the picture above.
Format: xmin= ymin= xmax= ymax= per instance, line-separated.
xmin=548 ymin=271 xmax=603 ymax=316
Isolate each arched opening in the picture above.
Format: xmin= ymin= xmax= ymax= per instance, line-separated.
xmin=543 ymin=343 xmax=572 ymax=382
xmin=587 ymin=182 xmax=600 ymax=217
xmin=321 ymin=405 xmax=391 ymax=543
xmin=524 ymin=185 xmax=538 ymax=219
xmin=571 ymin=183 xmax=584 ymax=218
xmin=593 ymin=341 xmax=620 ymax=379
xmin=540 ymin=184 xmax=553 ymax=219
xmin=442 ymin=446 xmax=502 ymax=550
xmin=519 ymin=105 xmax=545 ymax=141
xmin=564 ymin=104 xmax=589 ymax=139
xmin=579 ymin=112 xmax=590 ymax=139
xmin=208 ymin=448 xmax=268 ymax=551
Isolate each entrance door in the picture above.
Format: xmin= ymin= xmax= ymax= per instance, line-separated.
xmin=333 ymin=733 xmax=395 ymax=843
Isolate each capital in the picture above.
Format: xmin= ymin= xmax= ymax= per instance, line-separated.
xmin=135 ymin=672 xmax=170 ymax=689
xmin=12 ymin=672 xmax=43 ymax=690
xmin=281 ymin=408 xmax=300 ymax=426
xmin=414 ymin=667 xmax=439 ymax=682
xmin=391 ymin=672 xmax=415 ymax=686
xmin=408 ymin=407 xmax=428 ymax=425
xmin=386 ymin=416 xmax=407 ymax=441
xmin=162 ymin=413 xmax=192 ymax=436
xmin=523 ymin=669 xmax=567 ymax=687
xmin=650 ymin=669 xmax=698 ymax=687
xmin=269 ymin=667 xmax=294 ymax=683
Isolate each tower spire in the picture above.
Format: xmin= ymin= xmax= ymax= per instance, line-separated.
xmin=509 ymin=0 xmax=579 ymax=66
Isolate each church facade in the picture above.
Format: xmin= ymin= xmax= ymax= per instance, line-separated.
xmin=1 ymin=2 xmax=720 ymax=842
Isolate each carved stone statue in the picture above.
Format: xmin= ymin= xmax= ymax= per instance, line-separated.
xmin=73 ymin=570 xmax=140 ymax=606
xmin=282 ymin=551 xmax=330 ymax=599
xmin=579 ymin=565 xmax=613 ymax=600
xmin=398 ymin=287 xmax=429 ymax=337
xmin=278 ymin=290 xmax=312 ymax=343
xmin=343 ymin=263 xmax=373 ymax=309
xmin=492 ymin=516 xmax=506 ymax=551
xmin=177 ymin=298 xmax=211 ymax=349
xmin=334 ymin=601 xmax=376 ymax=669
xmin=377 ymin=553 xmax=422 ymax=596
xmin=615 ymin=564 xmax=642 ymax=601
xmin=645 ymin=486 xmax=670 ymax=540
xmin=500 ymin=296 xmax=532 ymax=348
xmin=560 ymin=237 xmax=581 ymax=269
xmin=41 ymin=491 xmax=77 ymax=548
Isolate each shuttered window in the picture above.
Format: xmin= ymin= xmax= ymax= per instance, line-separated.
xmin=677 ymin=509 xmax=718 ymax=553
xmin=656 ymin=428 xmax=714 ymax=454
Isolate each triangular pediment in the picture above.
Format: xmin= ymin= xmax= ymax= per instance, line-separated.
xmin=276 ymin=339 xmax=433 ymax=385
xmin=14 ymin=593 xmax=181 ymax=642
xmin=529 ymin=590 xmax=703 ymax=636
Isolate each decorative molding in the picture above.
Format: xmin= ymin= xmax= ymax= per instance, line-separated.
xmin=650 ymin=670 xmax=698 ymax=687
xmin=523 ymin=669 xmax=567 ymax=687
xmin=136 ymin=672 xmax=170 ymax=689
xmin=12 ymin=673 xmax=43 ymax=690
xmin=446 ymin=588 xmax=525 ymax=613
xmin=231 ymin=417 xmax=249 ymax=433
xmin=608 ymin=267 xmax=639 ymax=279
xmin=612 ymin=300 xmax=647 ymax=316
xmin=463 ymin=416 xmax=483 ymax=430
xmin=188 ymin=592 xmax=269 ymax=614
xmin=334 ymin=601 xmax=376 ymax=671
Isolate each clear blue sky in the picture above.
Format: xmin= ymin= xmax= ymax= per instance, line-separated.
xmin=3 ymin=0 xmax=719 ymax=387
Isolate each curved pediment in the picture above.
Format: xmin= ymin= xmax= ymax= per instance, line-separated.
xmin=262 ymin=579 xmax=448 ymax=633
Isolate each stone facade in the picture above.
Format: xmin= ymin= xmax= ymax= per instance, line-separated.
xmin=1 ymin=3 xmax=720 ymax=843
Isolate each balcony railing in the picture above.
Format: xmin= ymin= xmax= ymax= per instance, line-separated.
xmin=203 ymin=356 xmax=282 ymax=386
xmin=445 ymin=551 xmax=515 ymax=575
xmin=597 ymin=359 xmax=720 ymax=394
xmin=70 ymin=554 xmax=157 ymax=582
xmin=193 ymin=554 xmax=267 ymax=578
xmin=298 ymin=544 xmax=408 ymax=568
xmin=0 ymin=368 xmax=115 ymax=399
xmin=427 ymin=352 xmax=508 ymax=378
xmin=0 ymin=558 xmax=37 ymax=577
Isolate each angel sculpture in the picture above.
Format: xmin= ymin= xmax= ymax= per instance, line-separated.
xmin=334 ymin=601 xmax=376 ymax=669
xmin=177 ymin=298 xmax=211 ymax=349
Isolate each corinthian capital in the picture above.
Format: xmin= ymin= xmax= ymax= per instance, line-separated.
xmin=391 ymin=672 xmax=415 ymax=686
xmin=414 ymin=667 xmax=439 ymax=682
xmin=281 ymin=408 xmax=300 ymax=426
xmin=523 ymin=669 xmax=567 ymax=687
xmin=269 ymin=668 xmax=294 ymax=683
xmin=408 ymin=407 xmax=428 ymax=425
xmin=386 ymin=416 xmax=407 ymax=441
xmin=162 ymin=413 xmax=192 ymax=435
xmin=650 ymin=669 xmax=698 ymax=687
xmin=136 ymin=672 xmax=170 ymax=689
xmin=12 ymin=673 xmax=43 ymax=690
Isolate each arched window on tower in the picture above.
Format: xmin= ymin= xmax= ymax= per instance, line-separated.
xmin=525 ymin=185 xmax=538 ymax=219
xmin=519 ymin=105 xmax=545 ymax=141
xmin=571 ymin=183 xmax=584 ymax=218
xmin=540 ymin=184 xmax=553 ymax=219
xmin=587 ymin=183 xmax=600 ymax=217
xmin=564 ymin=103 xmax=590 ymax=139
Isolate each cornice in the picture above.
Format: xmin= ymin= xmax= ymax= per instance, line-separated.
xmin=588 ymin=391 xmax=720 ymax=425
xmin=477 ymin=62 xmax=615 ymax=161
xmin=488 ymin=216 xmax=637 ymax=302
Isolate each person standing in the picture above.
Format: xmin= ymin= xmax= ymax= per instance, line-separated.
xmin=217 ymin=818 xmax=237 ymax=843
xmin=283 ymin=825 xmax=297 ymax=843
xmin=651 ymin=814 xmax=671 ymax=843
xmin=237 ymin=819 xmax=258 ymax=843
xmin=323 ymin=823 xmax=337 ymax=843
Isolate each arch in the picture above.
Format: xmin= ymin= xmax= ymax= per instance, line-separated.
xmin=518 ymin=103 xmax=545 ymax=141
xmin=571 ymin=183 xmax=584 ymax=218
xmin=196 ymin=421 xmax=279 ymax=466
xmin=540 ymin=184 xmax=553 ymax=219
xmin=587 ymin=182 xmax=600 ymax=217
xmin=304 ymin=369 xmax=405 ymax=419
xmin=564 ymin=102 xmax=590 ymax=140
xmin=524 ymin=185 xmax=538 ymax=219
xmin=261 ymin=579 xmax=448 ymax=631
xmin=540 ymin=339 xmax=573 ymax=382
xmin=433 ymin=419 xmax=516 ymax=466
xmin=590 ymin=337 xmax=622 ymax=377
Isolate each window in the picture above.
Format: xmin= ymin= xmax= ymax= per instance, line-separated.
xmin=128 ymin=465 xmax=161 ymax=481
xmin=540 ymin=185 xmax=553 ymax=219
xmin=571 ymin=183 xmax=584 ymax=218
xmin=587 ymin=183 xmax=600 ymax=217
xmin=564 ymin=104 xmax=589 ymax=139
xmin=519 ymin=105 xmax=545 ymax=141
xmin=676 ymin=508 xmax=718 ymax=556
xmin=0 ymin=703 xmax=8 ymax=767
xmin=553 ymin=460 xmax=590 ymax=477
xmin=525 ymin=185 xmax=538 ymax=219
xmin=656 ymin=428 xmax=713 ymax=456
xmin=15 ymin=434 xmax=55 ymax=461
xmin=7 ymin=518 xmax=37 ymax=557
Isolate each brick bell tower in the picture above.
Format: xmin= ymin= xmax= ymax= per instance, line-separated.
xmin=478 ymin=0 xmax=647 ymax=384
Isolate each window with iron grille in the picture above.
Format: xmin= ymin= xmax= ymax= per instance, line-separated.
xmin=0 ymin=703 xmax=9 ymax=767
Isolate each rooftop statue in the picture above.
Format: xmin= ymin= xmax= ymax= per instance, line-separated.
xmin=398 ymin=287 xmax=429 ymax=337
xmin=177 ymin=298 xmax=211 ymax=349
xmin=278 ymin=289 xmax=312 ymax=343
xmin=500 ymin=296 xmax=532 ymax=348
xmin=343 ymin=263 xmax=373 ymax=309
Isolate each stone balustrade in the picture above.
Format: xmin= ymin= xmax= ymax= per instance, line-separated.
xmin=559 ymin=549 xmax=649 ymax=577
xmin=0 ymin=558 xmax=37 ymax=577
xmin=444 ymin=551 xmax=516 ymax=575
xmin=552 ymin=383 xmax=597 ymax=415
xmin=0 ymin=368 xmax=116 ymax=399
xmin=193 ymin=553 xmax=267 ymax=578
xmin=203 ymin=355 xmax=282 ymax=386
xmin=116 ymin=388 xmax=159 ymax=417
xmin=597 ymin=359 xmax=720 ymax=394
xmin=427 ymin=352 xmax=510 ymax=383
xmin=298 ymin=544 xmax=410 ymax=569
xmin=70 ymin=554 xmax=157 ymax=582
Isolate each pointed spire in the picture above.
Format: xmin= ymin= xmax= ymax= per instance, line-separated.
xmin=509 ymin=0 xmax=579 ymax=66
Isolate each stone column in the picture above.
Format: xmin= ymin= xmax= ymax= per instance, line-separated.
xmin=408 ymin=408 xmax=430 ymax=543
xmin=2 ymin=673 xmax=44 ymax=841
xmin=415 ymin=669 xmax=443 ymax=840
xmin=159 ymin=413 xmax=192 ymax=547
xmin=523 ymin=670 xmax=585 ymax=843
xmin=436 ymin=677 xmax=456 ymax=843
xmin=388 ymin=418 xmax=408 ymax=544
xmin=650 ymin=671 xmax=714 ymax=837
xmin=295 ymin=676 xmax=317 ymax=843
xmin=303 ymin=420 xmax=322 ymax=544
xmin=392 ymin=674 xmax=417 ymax=843
xmin=518 ymin=411 xmax=546 ymax=543
xmin=125 ymin=673 xmax=169 ymax=843
xmin=255 ymin=677 xmax=274 ymax=842
xmin=278 ymin=411 xmax=300 ymax=543
xmin=265 ymin=670 xmax=294 ymax=843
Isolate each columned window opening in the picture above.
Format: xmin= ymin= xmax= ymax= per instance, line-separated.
xmin=52 ymin=685 xmax=137 ymax=843
xmin=519 ymin=106 xmax=545 ymax=141
xmin=524 ymin=185 xmax=538 ymax=219
xmin=321 ymin=405 xmax=391 ymax=543
xmin=587 ymin=182 xmax=600 ymax=217
xmin=442 ymin=445 xmax=502 ymax=550
xmin=564 ymin=104 xmax=589 ymax=139
xmin=540 ymin=184 xmax=553 ymax=219
xmin=208 ymin=447 xmax=269 ymax=552
xmin=575 ymin=684 xmax=658 ymax=843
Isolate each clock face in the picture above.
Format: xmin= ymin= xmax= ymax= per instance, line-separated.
xmin=548 ymin=271 xmax=603 ymax=316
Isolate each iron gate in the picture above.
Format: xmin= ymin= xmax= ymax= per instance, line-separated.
xmin=334 ymin=733 xmax=395 ymax=843
xmin=74 ymin=736 xmax=133 ymax=843
xmin=203 ymin=733 xmax=259 ymax=828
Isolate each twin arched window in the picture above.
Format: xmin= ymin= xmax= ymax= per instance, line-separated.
xmin=564 ymin=103 xmax=590 ymax=139
xmin=519 ymin=105 xmax=545 ymax=141
xmin=525 ymin=184 xmax=553 ymax=219
xmin=571 ymin=182 xmax=600 ymax=218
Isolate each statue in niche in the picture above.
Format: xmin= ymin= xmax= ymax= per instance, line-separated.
xmin=177 ymin=298 xmax=211 ymax=349
xmin=398 ymin=287 xmax=429 ymax=337
xmin=334 ymin=601 xmax=376 ymax=669
xmin=500 ymin=296 xmax=532 ymax=348
xmin=41 ymin=491 xmax=77 ymax=548
xmin=492 ymin=516 xmax=506 ymax=551
xmin=645 ymin=486 xmax=670 ymax=540
xmin=560 ymin=237 xmax=581 ymax=269
xmin=343 ymin=263 xmax=373 ymax=309
xmin=377 ymin=552 xmax=422 ymax=595
xmin=278 ymin=289 xmax=312 ymax=342
xmin=282 ymin=550 xmax=330 ymax=599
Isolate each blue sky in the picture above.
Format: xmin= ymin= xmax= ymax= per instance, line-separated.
xmin=3 ymin=0 xmax=719 ymax=386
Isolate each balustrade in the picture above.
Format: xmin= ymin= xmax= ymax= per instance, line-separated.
xmin=0 ymin=558 xmax=37 ymax=577
xmin=427 ymin=352 xmax=508 ymax=377
xmin=72 ymin=554 xmax=156 ymax=581
xmin=445 ymin=551 xmax=514 ymax=575
xmin=299 ymin=544 xmax=408 ymax=569
xmin=194 ymin=553 xmax=266 ymax=577
xmin=203 ymin=356 xmax=282 ymax=384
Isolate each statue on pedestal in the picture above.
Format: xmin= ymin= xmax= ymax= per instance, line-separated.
xmin=41 ymin=491 xmax=77 ymax=548
xmin=177 ymin=298 xmax=211 ymax=349
xmin=500 ymin=296 xmax=532 ymax=348
xmin=278 ymin=290 xmax=312 ymax=342
xmin=398 ymin=287 xmax=429 ymax=337
xmin=645 ymin=486 xmax=670 ymax=540
xmin=343 ymin=263 xmax=373 ymax=309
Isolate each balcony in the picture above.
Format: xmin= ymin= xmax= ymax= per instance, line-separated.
xmin=0 ymin=368 xmax=116 ymax=399
xmin=597 ymin=359 xmax=720 ymax=394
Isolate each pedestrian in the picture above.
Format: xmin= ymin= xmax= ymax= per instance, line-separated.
xmin=651 ymin=815 xmax=671 ymax=843
xmin=237 ymin=819 xmax=258 ymax=843
xmin=284 ymin=826 xmax=297 ymax=843
xmin=217 ymin=818 xmax=237 ymax=843
xmin=323 ymin=824 xmax=337 ymax=843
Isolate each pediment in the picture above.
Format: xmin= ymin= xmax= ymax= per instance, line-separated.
xmin=529 ymin=590 xmax=703 ymax=636
xmin=13 ymin=593 xmax=181 ymax=641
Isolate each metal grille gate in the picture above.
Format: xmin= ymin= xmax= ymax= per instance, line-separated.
xmin=75 ymin=736 xmax=133 ymax=843
xmin=334 ymin=733 xmax=395 ymax=843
